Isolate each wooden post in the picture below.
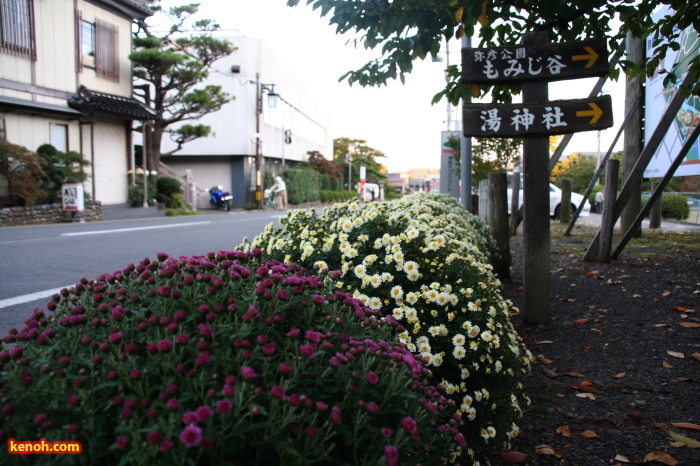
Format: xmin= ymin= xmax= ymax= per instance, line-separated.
xmin=621 ymin=33 xmax=644 ymax=238
xmin=560 ymin=179 xmax=572 ymax=224
xmin=522 ymin=32 xmax=550 ymax=324
xmin=488 ymin=173 xmax=511 ymax=278
xmin=598 ymin=160 xmax=619 ymax=263
xmin=479 ymin=179 xmax=489 ymax=223
xmin=649 ymin=181 xmax=662 ymax=229
xmin=510 ymin=172 xmax=520 ymax=236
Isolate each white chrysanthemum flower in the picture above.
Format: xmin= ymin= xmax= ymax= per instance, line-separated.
xmin=341 ymin=219 xmax=353 ymax=232
xmin=381 ymin=272 xmax=393 ymax=282
xmin=416 ymin=335 xmax=429 ymax=345
xmin=357 ymin=294 xmax=369 ymax=305
xmin=358 ymin=234 xmax=369 ymax=242
xmin=428 ymin=326 xmax=440 ymax=337
xmin=495 ymin=360 xmax=503 ymax=372
xmin=363 ymin=254 xmax=378 ymax=265
xmin=393 ymin=251 xmax=404 ymax=262
xmin=392 ymin=307 xmax=404 ymax=319
xmin=475 ymin=391 xmax=483 ymax=402
xmin=436 ymin=293 xmax=450 ymax=306
xmin=433 ymin=234 xmax=446 ymax=246
xmin=461 ymin=368 xmax=471 ymax=380
xmin=348 ymin=202 xmax=359 ymax=211
xmin=353 ymin=217 xmax=363 ymax=226
xmin=487 ymin=426 xmax=496 ymax=438
xmin=406 ymin=228 xmax=420 ymax=239
xmin=418 ymin=342 xmax=431 ymax=353
xmin=426 ymin=289 xmax=439 ymax=302
xmin=339 ymin=241 xmax=350 ymax=251
xmin=368 ymin=297 xmax=382 ymax=309
xmin=468 ymin=325 xmax=480 ymax=338
xmin=274 ymin=238 xmax=286 ymax=249
xmin=429 ymin=282 xmax=440 ymax=290
xmin=345 ymin=248 xmax=358 ymax=258
xmin=449 ymin=294 xmax=459 ymax=305
xmin=406 ymin=292 xmax=418 ymax=304
xmin=354 ymin=264 xmax=367 ymax=278
xmin=390 ymin=286 xmax=404 ymax=300
xmin=403 ymin=261 xmax=419 ymax=273
xmin=480 ymin=429 xmax=490 ymax=440
xmin=453 ymin=346 xmax=466 ymax=359
xmin=405 ymin=308 xmax=418 ymax=322
xmin=438 ymin=325 xmax=448 ymax=336
xmin=373 ymin=238 xmax=383 ymax=249
xmin=407 ymin=269 xmax=419 ymax=281
xmin=369 ymin=274 xmax=383 ymax=288
xmin=314 ymin=260 xmax=328 ymax=270
xmin=406 ymin=343 xmax=416 ymax=352
xmin=420 ymin=352 xmax=432 ymax=365
xmin=468 ymin=408 xmax=477 ymax=421
xmin=300 ymin=229 xmax=309 ymax=239
xmin=452 ymin=334 xmax=466 ymax=346
xmin=462 ymin=395 xmax=473 ymax=406
xmin=341 ymin=262 xmax=350 ymax=273
xmin=361 ymin=275 xmax=371 ymax=286
xmin=432 ymin=354 xmax=443 ymax=366
xmin=338 ymin=233 xmax=349 ymax=242
xmin=481 ymin=331 xmax=493 ymax=342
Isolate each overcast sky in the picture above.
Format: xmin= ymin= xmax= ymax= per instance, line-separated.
xmin=158 ymin=0 xmax=627 ymax=173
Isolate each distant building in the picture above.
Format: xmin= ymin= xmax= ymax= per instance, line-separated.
xmin=387 ymin=173 xmax=409 ymax=196
xmin=159 ymin=35 xmax=333 ymax=208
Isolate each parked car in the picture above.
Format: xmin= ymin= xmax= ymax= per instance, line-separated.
xmin=506 ymin=173 xmax=591 ymax=218
xmin=358 ymin=183 xmax=380 ymax=201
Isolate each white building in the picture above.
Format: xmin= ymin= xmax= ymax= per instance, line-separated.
xmin=0 ymin=0 xmax=155 ymax=206
xmin=159 ymin=35 xmax=333 ymax=209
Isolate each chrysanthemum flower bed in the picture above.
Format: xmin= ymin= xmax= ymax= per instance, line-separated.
xmin=244 ymin=194 xmax=532 ymax=461
xmin=0 ymin=250 xmax=463 ymax=465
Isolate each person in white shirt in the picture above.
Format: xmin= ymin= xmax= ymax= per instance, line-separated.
xmin=271 ymin=176 xmax=287 ymax=210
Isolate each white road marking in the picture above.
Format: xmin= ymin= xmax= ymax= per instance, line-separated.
xmin=0 ymin=287 xmax=70 ymax=310
xmin=61 ymin=222 xmax=211 ymax=236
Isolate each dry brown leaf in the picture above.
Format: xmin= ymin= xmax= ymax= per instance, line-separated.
xmin=655 ymin=323 xmax=670 ymax=327
xmin=614 ymin=453 xmax=630 ymax=463
xmin=534 ymin=445 xmax=564 ymax=458
xmin=672 ymin=306 xmax=687 ymax=312
xmin=537 ymin=355 xmax=554 ymax=364
xmin=669 ymin=441 xmax=686 ymax=447
xmin=561 ymin=372 xmax=585 ymax=378
xmin=644 ymin=451 xmax=678 ymax=465
xmin=575 ymin=318 xmax=589 ymax=324
xmin=499 ymin=451 xmax=528 ymax=463
xmin=692 ymin=353 xmax=700 ymax=361
xmin=671 ymin=422 xmax=700 ymax=431
xmin=633 ymin=294 xmax=643 ymax=298
xmin=535 ymin=340 xmax=553 ymax=345
xmin=579 ymin=430 xmax=598 ymax=438
xmin=556 ymin=425 xmax=571 ymax=437
xmin=656 ymin=423 xmax=670 ymax=432
xmin=575 ymin=392 xmax=596 ymax=400
xmin=679 ymin=321 xmax=700 ymax=328
xmin=669 ymin=430 xmax=700 ymax=448
xmin=667 ymin=350 xmax=685 ymax=358
xmin=663 ymin=361 xmax=674 ymax=369
xmin=613 ymin=372 xmax=627 ymax=379
xmin=662 ymin=291 xmax=672 ymax=297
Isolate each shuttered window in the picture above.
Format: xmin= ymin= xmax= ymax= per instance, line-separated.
xmin=95 ymin=18 xmax=119 ymax=82
xmin=0 ymin=0 xmax=36 ymax=61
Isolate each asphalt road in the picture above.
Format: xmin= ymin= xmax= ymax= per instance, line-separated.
xmin=0 ymin=207 xmax=286 ymax=337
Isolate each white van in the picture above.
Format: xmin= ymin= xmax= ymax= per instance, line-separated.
xmin=359 ymin=183 xmax=380 ymax=201
xmin=506 ymin=173 xmax=591 ymax=218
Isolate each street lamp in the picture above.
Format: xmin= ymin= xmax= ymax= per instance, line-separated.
xmin=253 ymin=73 xmax=279 ymax=209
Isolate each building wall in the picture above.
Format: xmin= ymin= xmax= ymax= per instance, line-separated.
xmin=160 ymin=35 xmax=334 ymax=204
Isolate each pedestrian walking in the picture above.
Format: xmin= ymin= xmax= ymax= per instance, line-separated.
xmin=271 ymin=176 xmax=288 ymax=210
xmin=595 ymin=190 xmax=604 ymax=213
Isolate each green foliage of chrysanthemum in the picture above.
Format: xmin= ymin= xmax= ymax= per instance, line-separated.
xmin=241 ymin=193 xmax=532 ymax=459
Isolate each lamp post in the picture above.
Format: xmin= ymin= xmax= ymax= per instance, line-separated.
xmin=253 ymin=72 xmax=279 ymax=209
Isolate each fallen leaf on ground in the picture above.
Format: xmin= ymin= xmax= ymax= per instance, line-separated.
xmin=644 ymin=451 xmax=678 ymax=465
xmin=575 ymin=392 xmax=596 ymax=400
xmin=669 ymin=430 xmax=700 ymax=448
xmin=679 ymin=321 xmax=700 ymax=328
xmin=499 ymin=451 xmax=528 ymax=463
xmin=556 ymin=425 xmax=571 ymax=437
xmin=535 ymin=340 xmax=553 ymax=345
xmin=614 ymin=453 xmax=630 ymax=462
xmin=555 ymin=406 xmax=575 ymax=418
xmin=633 ymin=294 xmax=643 ymax=298
xmin=663 ymin=361 xmax=674 ymax=369
xmin=655 ymin=323 xmax=670 ymax=327
xmin=561 ymin=372 xmax=584 ymax=377
xmin=671 ymin=306 xmax=687 ymax=312
xmin=613 ymin=372 xmax=626 ymax=379
xmin=534 ymin=445 xmax=564 ymax=458
xmin=581 ymin=346 xmax=596 ymax=351
xmin=537 ymin=355 xmax=554 ymax=364
xmin=575 ymin=318 xmax=589 ymax=324
xmin=662 ymin=291 xmax=672 ymax=297
xmin=692 ymin=353 xmax=700 ymax=361
xmin=579 ymin=430 xmax=598 ymax=438
xmin=671 ymin=422 xmax=700 ymax=431
xmin=571 ymin=384 xmax=598 ymax=393
xmin=667 ymin=350 xmax=685 ymax=358
xmin=656 ymin=423 xmax=670 ymax=432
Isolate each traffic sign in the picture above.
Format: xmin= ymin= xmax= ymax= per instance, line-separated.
xmin=462 ymin=95 xmax=614 ymax=138
xmin=462 ymin=38 xmax=608 ymax=84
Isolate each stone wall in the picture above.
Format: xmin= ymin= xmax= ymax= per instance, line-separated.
xmin=0 ymin=202 xmax=102 ymax=227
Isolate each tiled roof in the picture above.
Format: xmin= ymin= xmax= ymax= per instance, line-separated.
xmin=68 ymin=86 xmax=157 ymax=121
xmin=118 ymin=0 xmax=152 ymax=15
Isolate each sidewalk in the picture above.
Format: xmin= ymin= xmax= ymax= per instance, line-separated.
xmin=101 ymin=203 xmax=169 ymax=221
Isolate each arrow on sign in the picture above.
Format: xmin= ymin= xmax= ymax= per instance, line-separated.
xmin=572 ymin=46 xmax=600 ymax=68
xmin=576 ymin=102 xmax=604 ymax=124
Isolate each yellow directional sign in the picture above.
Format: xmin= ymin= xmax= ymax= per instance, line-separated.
xmin=576 ymin=102 xmax=604 ymax=124
xmin=572 ymin=46 xmax=600 ymax=68
xmin=462 ymin=38 xmax=609 ymax=84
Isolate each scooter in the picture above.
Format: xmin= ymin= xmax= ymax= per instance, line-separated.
xmin=208 ymin=186 xmax=232 ymax=211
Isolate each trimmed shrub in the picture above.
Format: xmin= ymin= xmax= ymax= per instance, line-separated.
xmin=242 ymin=193 xmax=530 ymax=460
xmin=641 ymin=194 xmax=690 ymax=220
xmin=285 ymin=168 xmax=321 ymax=204
xmin=156 ymin=177 xmax=182 ymax=206
xmin=0 ymin=251 xmax=464 ymax=465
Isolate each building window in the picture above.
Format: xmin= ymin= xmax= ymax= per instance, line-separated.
xmin=81 ymin=20 xmax=95 ymax=67
xmin=95 ymin=18 xmax=119 ymax=82
xmin=0 ymin=119 xmax=5 ymax=140
xmin=0 ymin=0 xmax=36 ymax=60
xmin=50 ymin=124 xmax=68 ymax=153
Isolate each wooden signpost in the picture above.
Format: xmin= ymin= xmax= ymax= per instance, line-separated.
xmin=462 ymin=34 xmax=613 ymax=324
